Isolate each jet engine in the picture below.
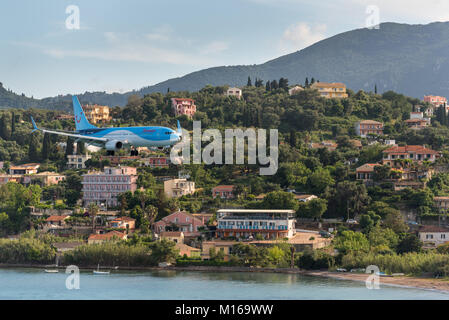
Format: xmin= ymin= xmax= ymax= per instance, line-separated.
xmin=105 ymin=140 xmax=124 ymax=151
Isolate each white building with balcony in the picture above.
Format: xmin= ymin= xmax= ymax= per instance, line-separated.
xmin=216 ymin=209 xmax=296 ymax=240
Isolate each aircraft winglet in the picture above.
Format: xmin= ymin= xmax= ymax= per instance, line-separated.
xmin=177 ymin=120 xmax=182 ymax=136
xmin=30 ymin=116 xmax=39 ymax=133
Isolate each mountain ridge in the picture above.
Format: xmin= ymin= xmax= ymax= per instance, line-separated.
xmin=2 ymin=21 xmax=449 ymax=110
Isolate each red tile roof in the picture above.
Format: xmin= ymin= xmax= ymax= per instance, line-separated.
xmin=161 ymin=231 xmax=184 ymax=237
xmin=112 ymin=216 xmax=135 ymax=222
xmin=419 ymin=226 xmax=449 ymax=233
xmin=172 ymin=98 xmax=195 ymax=102
xmin=213 ymin=185 xmax=235 ymax=191
xmin=46 ymin=215 xmax=69 ymax=222
xmin=383 ymin=145 xmax=438 ymax=154
xmin=88 ymin=231 xmax=126 ymax=241
xmin=356 ymin=163 xmax=379 ymax=172
xmin=311 ymin=82 xmax=346 ymax=88
xmin=359 ymin=120 xmax=383 ymax=125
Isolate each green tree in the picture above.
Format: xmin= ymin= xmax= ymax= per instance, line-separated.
xmin=28 ymin=135 xmax=40 ymax=162
xmin=373 ymin=165 xmax=391 ymax=181
xmin=260 ymin=191 xmax=299 ymax=211
xmin=383 ymin=209 xmax=408 ymax=233
xmin=64 ymin=172 xmax=83 ymax=207
xmin=334 ymin=230 xmax=370 ymax=255
xmin=77 ymin=141 xmax=86 ymax=155
xmin=367 ymin=226 xmax=399 ymax=250
xmin=65 ymin=137 xmax=74 ymax=157
xmin=41 ymin=133 xmax=52 ymax=160
xmin=396 ymin=234 xmax=422 ymax=254
xmin=308 ymin=168 xmax=335 ymax=194
xmin=298 ymin=198 xmax=327 ymax=220
xmin=149 ymin=239 xmax=179 ymax=263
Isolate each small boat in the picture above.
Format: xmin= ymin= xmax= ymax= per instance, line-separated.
xmin=93 ymin=264 xmax=110 ymax=275
xmin=44 ymin=269 xmax=59 ymax=273
xmin=376 ymin=271 xmax=392 ymax=277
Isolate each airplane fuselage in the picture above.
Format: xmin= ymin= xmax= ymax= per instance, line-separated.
xmin=79 ymin=126 xmax=181 ymax=150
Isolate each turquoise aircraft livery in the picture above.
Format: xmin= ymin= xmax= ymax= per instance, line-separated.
xmin=31 ymin=96 xmax=182 ymax=155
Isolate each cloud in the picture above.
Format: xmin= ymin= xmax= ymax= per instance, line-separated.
xmin=146 ymin=25 xmax=174 ymax=41
xmin=17 ymin=31 xmax=229 ymax=67
xmin=200 ymin=41 xmax=230 ymax=55
xmin=279 ymin=22 xmax=327 ymax=53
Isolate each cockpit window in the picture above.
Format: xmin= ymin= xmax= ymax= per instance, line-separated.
xmin=165 ymin=131 xmax=172 ymax=135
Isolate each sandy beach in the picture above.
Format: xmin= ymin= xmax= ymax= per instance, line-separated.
xmin=305 ymin=271 xmax=449 ymax=293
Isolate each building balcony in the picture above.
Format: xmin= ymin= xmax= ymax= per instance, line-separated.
xmin=217 ymin=225 xmax=289 ymax=231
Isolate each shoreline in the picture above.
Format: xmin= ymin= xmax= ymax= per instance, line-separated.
xmin=2 ymin=263 xmax=449 ymax=293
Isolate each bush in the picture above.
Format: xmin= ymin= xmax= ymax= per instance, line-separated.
xmin=297 ymin=249 xmax=335 ymax=270
xmin=63 ymin=242 xmax=155 ymax=267
xmin=340 ymin=252 xmax=449 ymax=275
xmin=0 ymin=238 xmax=56 ymax=264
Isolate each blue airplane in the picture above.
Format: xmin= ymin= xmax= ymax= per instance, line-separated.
xmin=31 ymin=96 xmax=182 ymax=155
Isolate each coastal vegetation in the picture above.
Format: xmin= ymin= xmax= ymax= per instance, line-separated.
xmin=3 ymin=83 xmax=449 ymax=279
xmin=62 ymin=239 xmax=179 ymax=267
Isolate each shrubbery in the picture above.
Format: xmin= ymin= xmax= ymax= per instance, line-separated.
xmin=0 ymin=238 xmax=55 ymax=264
xmin=340 ymin=252 xmax=449 ymax=276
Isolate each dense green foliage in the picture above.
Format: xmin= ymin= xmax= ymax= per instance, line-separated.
xmin=62 ymin=239 xmax=178 ymax=267
xmin=0 ymin=237 xmax=55 ymax=264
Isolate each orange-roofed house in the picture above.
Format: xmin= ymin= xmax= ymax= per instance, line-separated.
xmin=404 ymin=118 xmax=429 ymax=130
xmin=153 ymin=211 xmax=205 ymax=237
xmin=160 ymin=231 xmax=185 ymax=243
xmin=309 ymin=141 xmax=338 ymax=151
xmin=9 ymin=163 xmax=40 ymax=175
xmin=310 ymin=82 xmax=348 ymax=98
xmin=355 ymin=120 xmax=384 ymax=137
xmin=109 ymin=216 xmax=136 ymax=231
xmin=171 ymin=98 xmax=197 ymax=117
xmin=382 ymin=145 xmax=439 ymax=166
xmin=212 ymin=185 xmax=235 ymax=199
xmin=424 ymin=95 xmax=447 ymax=108
xmin=87 ymin=231 xmax=127 ymax=245
xmin=45 ymin=215 xmax=70 ymax=227
xmin=176 ymin=243 xmax=201 ymax=258
xmin=356 ymin=163 xmax=379 ymax=181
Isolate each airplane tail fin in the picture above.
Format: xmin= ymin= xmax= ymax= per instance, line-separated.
xmin=177 ymin=120 xmax=182 ymax=136
xmin=30 ymin=116 xmax=39 ymax=133
xmin=72 ymin=96 xmax=97 ymax=132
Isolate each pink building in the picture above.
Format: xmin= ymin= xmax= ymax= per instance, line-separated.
xmin=212 ymin=185 xmax=235 ymax=199
xmin=82 ymin=166 xmax=138 ymax=208
xmin=171 ymin=98 xmax=197 ymax=117
xmin=153 ymin=211 xmax=205 ymax=236
xmin=143 ymin=157 xmax=170 ymax=168
xmin=424 ymin=95 xmax=447 ymax=107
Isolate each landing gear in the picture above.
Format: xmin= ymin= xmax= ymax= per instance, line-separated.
xmin=130 ymin=149 xmax=139 ymax=156
xmin=106 ymin=150 xmax=115 ymax=156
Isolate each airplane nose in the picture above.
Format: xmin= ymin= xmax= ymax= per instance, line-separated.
xmin=172 ymin=133 xmax=181 ymax=142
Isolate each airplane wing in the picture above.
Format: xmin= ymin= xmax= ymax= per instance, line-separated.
xmin=31 ymin=116 xmax=108 ymax=145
